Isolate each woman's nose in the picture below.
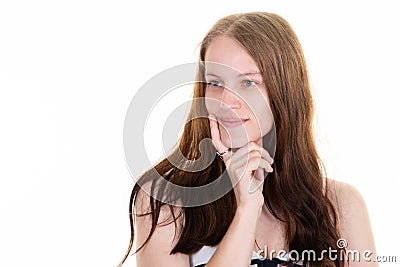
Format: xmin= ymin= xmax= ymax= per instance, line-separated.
xmin=219 ymin=87 xmax=241 ymax=109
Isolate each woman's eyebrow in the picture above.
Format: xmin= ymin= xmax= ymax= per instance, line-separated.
xmin=204 ymin=72 xmax=261 ymax=78
xmin=237 ymin=72 xmax=261 ymax=77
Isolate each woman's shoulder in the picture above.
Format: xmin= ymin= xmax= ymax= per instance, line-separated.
xmin=135 ymin=188 xmax=189 ymax=266
xmin=325 ymin=177 xmax=370 ymax=228
xmin=135 ymin=187 xmax=185 ymax=225
xmin=324 ymin=179 xmax=377 ymax=261
xmin=325 ymin=178 xmax=366 ymax=207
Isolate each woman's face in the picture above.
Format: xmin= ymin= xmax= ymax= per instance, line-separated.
xmin=204 ymin=36 xmax=274 ymax=148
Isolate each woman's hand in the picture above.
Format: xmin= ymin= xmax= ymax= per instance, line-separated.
xmin=208 ymin=114 xmax=274 ymax=214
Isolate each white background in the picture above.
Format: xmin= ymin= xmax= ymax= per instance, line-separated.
xmin=0 ymin=1 xmax=399 ymax=266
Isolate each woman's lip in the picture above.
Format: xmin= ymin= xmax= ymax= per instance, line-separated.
xmin=218 ymin=117 xmax=249 ymax=128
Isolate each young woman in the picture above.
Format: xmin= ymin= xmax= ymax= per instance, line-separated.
xmin=119 ymin=12 xmax=377 ymax=267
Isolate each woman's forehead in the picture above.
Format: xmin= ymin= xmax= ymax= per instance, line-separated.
xmin=204 ymin=36 xmax=259 ymax=76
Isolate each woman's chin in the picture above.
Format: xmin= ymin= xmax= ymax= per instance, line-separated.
xmin=221 ymin=137 xmax=250 ymax=149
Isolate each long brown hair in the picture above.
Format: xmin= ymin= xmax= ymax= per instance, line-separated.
xmin=119 ymin=12 xmax=344 ymax=267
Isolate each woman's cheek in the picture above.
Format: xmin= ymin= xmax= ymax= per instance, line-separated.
xmin=204 ymin=94 xmax=220 ymax=115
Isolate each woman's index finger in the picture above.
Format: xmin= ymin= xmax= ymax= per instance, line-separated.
xmin=208 ymin=114 xmax=228 ymax=153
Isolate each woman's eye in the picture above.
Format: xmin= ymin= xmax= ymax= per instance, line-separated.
xmin=208 ymin=81 xmax=223 ymax=87
xmin=243 ymin=80 xmax=257 ymax=87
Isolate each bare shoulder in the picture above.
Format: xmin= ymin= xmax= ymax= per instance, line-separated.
xmin=135 ymin=187 xmax=189 ymax=267
xmin=325 ymin=178 xmax=367 ymax=212
xmin=325 ymin=178 xmax=377 ymax=266
xmin=135 ymin=187 xmax=185 ymax=239
xmin=325 ymin=178 xmax=370 ymax=228
xmin=135 ymin=185 xmax=185 ymax=225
